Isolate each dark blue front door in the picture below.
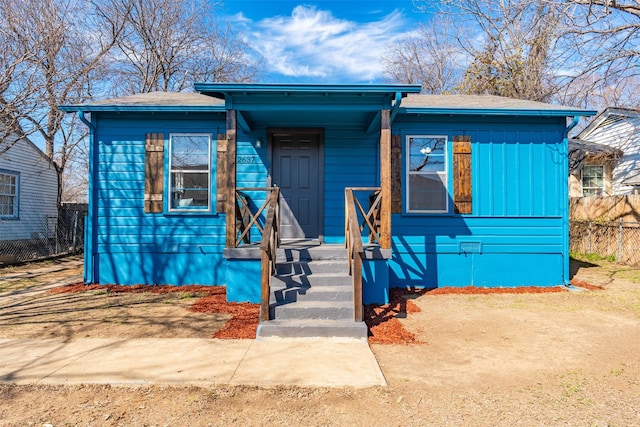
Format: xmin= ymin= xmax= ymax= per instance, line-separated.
xmin=272 ymin=132 xmax=320 ymax=239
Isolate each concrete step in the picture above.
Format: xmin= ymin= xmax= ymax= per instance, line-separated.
xmin=276 ymin=244 xmax=347 ymax=262
xmin=271 ymin=300 xmax=354 ymax=320
xmin=271 ymin=284 xmax=353 ymax=303
xmin=271 ymin=272 xmax=352 ymax=287
xmin=265 ymin=248 xmax=358 ymax=338
xmin=257 ymin=319 xmax=368 ymax=339
xmin=276 ymin=260 xmax=348 ymax=276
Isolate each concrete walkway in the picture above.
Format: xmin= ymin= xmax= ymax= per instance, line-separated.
xmin=0 ymin=337 xmax=386 ymax=388
xmin=0 ymin=257 xmax=386 ymax=388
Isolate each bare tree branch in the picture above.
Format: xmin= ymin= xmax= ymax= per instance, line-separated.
xmin=104 ymin=0 xmax=261 ymax=95
xmin=390 ymin=0 xmax=639 ymax=108
xmin=381 ymin=19 xmax=464 ymax=94
xmin=569 ymin=0 xmax=640 ymax=17
xmin=0 ymin=0 xmax=126 ymax=204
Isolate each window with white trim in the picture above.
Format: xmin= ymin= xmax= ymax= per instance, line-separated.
xmin=0 ymin=171 xmax=18 ymax=219
xmin=168 ymin=133 xmax=211 ymax=211
xmin=582 ymin=165 xmax=605 ymax=197
xmin=406 ymin=135 xmax=448 ymax=213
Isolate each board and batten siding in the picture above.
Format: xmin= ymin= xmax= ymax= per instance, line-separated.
xmin=323 ymin=129 xmax=379 ymax=243
xmin=233 ymin=129 xmax=269 ymax=244
xmin=91 ymin=112 xmax=227 ymax=285
xmin=390 ymin=115 xmax=569 ymax=287
xmin=0 ymin=135 xmax=58 ymax=240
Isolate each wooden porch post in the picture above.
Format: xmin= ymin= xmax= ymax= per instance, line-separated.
xmin=225 ymin=110 xmax=237 ymax=247
xmin=380 ymin=109 xmax=391 ymax=249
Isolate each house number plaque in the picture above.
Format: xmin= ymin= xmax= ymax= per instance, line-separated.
xmin=237 ymin=156 xmax=256 ymax=164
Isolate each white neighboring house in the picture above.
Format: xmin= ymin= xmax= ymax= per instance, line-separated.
xmin=0 ymin=123 xmax=59 ymax=242
xmin=569 ymin=107 xmax=640 ymax=197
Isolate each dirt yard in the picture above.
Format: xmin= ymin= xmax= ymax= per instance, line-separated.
xmin=1 ymin=284 xmax=230 ymax=340
xmin=1 ymin=256 xmax=640 ymax=426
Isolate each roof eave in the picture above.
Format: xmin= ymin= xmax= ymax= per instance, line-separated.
xmin=400 ymin=107 xmax=598 ymax=117
xmin=194 ymin=83 xmax=422 ymax=96
xmin=59 ymin=105 xmax=226 ymax=113
xmin=578 ymin=106 xmax=640 ymax=139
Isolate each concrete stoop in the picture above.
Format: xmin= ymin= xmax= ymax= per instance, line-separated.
xmin=257 ymin=244 xmax=368 ymax=340
xmin=257 ymin=319 xmax=368 ymax=339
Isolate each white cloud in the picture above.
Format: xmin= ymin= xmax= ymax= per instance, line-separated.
xmin=229 ymin=12 xmax=252 ymax=23
xmin=240 ymin=5 xmax=412 ymax=82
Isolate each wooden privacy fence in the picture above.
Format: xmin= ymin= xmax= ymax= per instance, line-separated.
xmin=570 ymin=195 xmax=640 ymax=222
xmin=570 ymin=219 xmax=640 ymax=265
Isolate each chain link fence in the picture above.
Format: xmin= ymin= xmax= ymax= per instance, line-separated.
xmin=570 ymin=219 xmax=640 ymax=265
xmin=0 ymin=200 xmax=86 ymax=266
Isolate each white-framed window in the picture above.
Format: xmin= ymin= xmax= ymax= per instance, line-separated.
xmin=582 ymin=165 xmax=605 ymax=197
xmin=168 ymin=133 xmax=212 ymax=211
xmin=0 ymin=171 xmax=19 ymax=219
xmin=406 ymin=135 xmax=448 ymax=213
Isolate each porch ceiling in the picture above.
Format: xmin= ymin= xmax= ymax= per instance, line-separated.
xmin=238 ymin=109 xmax=376 ymax=131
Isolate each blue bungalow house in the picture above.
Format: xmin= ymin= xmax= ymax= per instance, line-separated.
xmin=61 ymin=84 xmax=595 ymax=338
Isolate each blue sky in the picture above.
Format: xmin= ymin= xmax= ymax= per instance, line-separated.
xmin=218 ymin=1 xmax=430 ymax=83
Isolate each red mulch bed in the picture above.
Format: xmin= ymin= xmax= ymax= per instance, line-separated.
xmin=424 ymin=285 xmax=568 ymax=295
xmin=189 ymin=295 xmax=259 ymax=339
xmin=570 ymin=279 xmax=605 ymax=291
xmin=365 ymin=288 xmax=426 ymax=345
xmin=50 ymin=283 xmax=224 ymax=296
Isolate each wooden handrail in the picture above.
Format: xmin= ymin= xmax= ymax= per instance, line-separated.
xmin=345 ymin=186 xmax=384 ymax=321
xmin=259 ymin=188 xmax=280 ymax=322
xmin=345 ymin=188 xmax=364 ymax=321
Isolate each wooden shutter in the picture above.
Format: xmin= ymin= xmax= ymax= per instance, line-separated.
xmin=144 ymin=133 xmax=164 ymax=213
xmin=216 ymin=133 xmax=228 ymax=214
xmin=453 ymin=135 xmax=472 ymax=214
xmin=391 ymin=134 xmax=402 ymax=214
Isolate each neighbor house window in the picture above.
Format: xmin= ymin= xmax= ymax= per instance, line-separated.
xmin=406 ymin=135 xmax=448 ymax=213
xmin=582 ymin=165 xmax=605 ymax=197
xmin=0 ymin=171 xmax=18 ymax=219
xmin=168 ymin=133 xmax=211 ymax=211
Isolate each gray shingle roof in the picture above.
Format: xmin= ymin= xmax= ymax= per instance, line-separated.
xmin=569 ymin=138 xmax=623 ymax=156
xmin=60 ymin=91 xmax=224 ymax=112
xmin=401 ymin=94 xmax=594 ymax=115
xmin=60 ymin=90 xmax=595 ymax=117
xmin=568 ymin=138 xmax=623 ymax=173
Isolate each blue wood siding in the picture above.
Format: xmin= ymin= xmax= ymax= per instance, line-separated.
xmin=324 ymin=130 xmax=378 ymax=242
xmin=90 ymin=112 xmax=228 ymax=286
xmin=390 ymin=115 xmax=569 ymax=288
xmin=87 ymin=108 xmax=570 ymax=293
xmin=474 ymin=130 xmax=564 ymax=217
xmin=236 ymin=130 xmax=268 ymax=188
xmin=235 ymin=130 xmax=269 ymax=244
xmin=390 ymin=217 xmax=565 ymax=287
